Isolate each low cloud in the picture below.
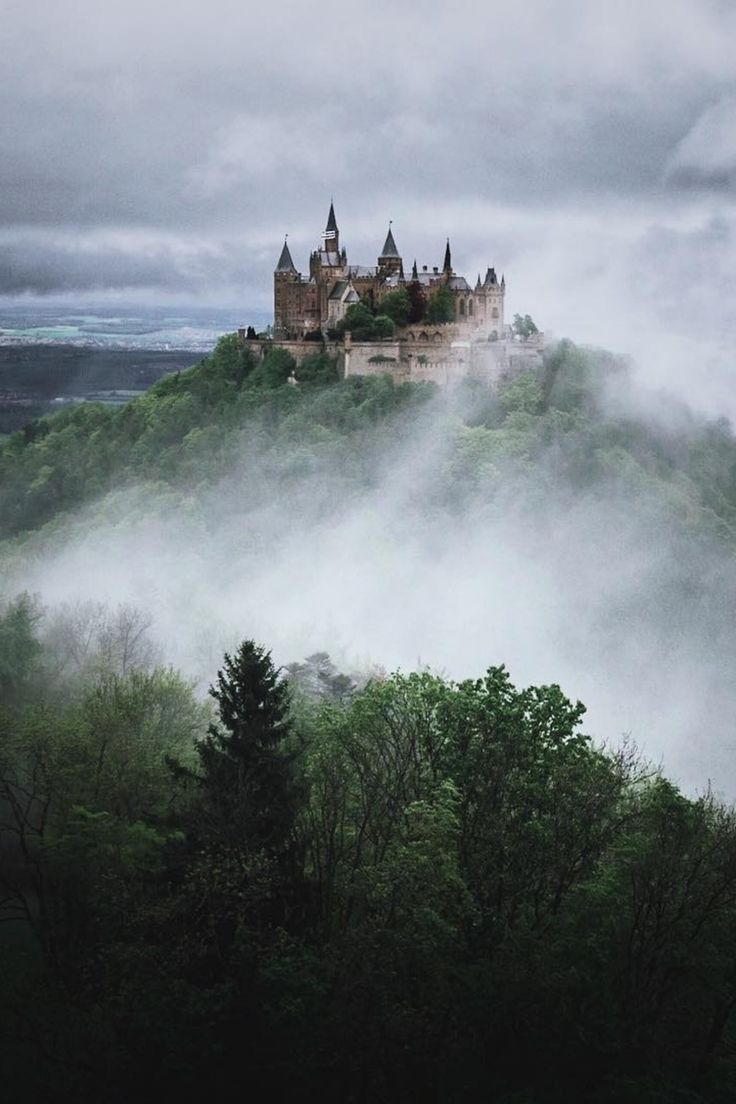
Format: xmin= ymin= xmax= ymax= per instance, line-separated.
xmin=666 ymin=97 xmax=736 ymax=189
xmin=7 ymin=378 xmax=736 ymax=796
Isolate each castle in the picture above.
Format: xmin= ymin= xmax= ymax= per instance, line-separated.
xmin=243 ymin=202 xmax=543 ymax=386
xmin=274 ymin=201 xmax=507 ymax=341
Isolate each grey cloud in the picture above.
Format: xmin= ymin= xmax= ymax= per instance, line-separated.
xmin=666 ymin=97 xmax=736 ymax=190
xmin=0 ymin=229 xmax=259 ymax=299
xmin=2 ymin=0 xmax=736 ymax=331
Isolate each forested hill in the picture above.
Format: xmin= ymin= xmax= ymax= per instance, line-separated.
xmin=2 ymin=332 xmax=736 ymax=547
xmin=7 ymin=337 xmax=736 ymax=1101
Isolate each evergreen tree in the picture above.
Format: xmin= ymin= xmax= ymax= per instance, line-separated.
xmin=195 ymin=640 xmax=295 ymax=851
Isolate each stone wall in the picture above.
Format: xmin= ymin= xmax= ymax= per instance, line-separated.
xmin=238 ymin=331 xmax=543 ymax=389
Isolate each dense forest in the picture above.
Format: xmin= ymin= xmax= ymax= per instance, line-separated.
xmin=2 ymin=333 xmax=736 ymax=546
xmin=4 ymin=337 xmax=736 ymax=1100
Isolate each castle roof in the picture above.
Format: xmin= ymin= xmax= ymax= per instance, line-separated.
xmin=483 ymin=267 xmax=498 ymax=288
xmin=328 ymin=280 xmax=349 ymax=300
xmin=448 ymin=275 xmax=471 ymax=291
xmin=443 ymin=238 xmax=452 ymax=273
xmin=380 ymin=225 xmax=400 ymax=258
xmin=325 ymin=201 xmax=338 ymax=235
xmin=275 ymin=239 xmax=297 ymax=273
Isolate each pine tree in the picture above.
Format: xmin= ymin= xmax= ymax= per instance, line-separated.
xmin=195 ymin=640 xmax=295 ymax=852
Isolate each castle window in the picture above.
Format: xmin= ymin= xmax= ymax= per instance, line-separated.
xmin=468 ymin=300 xmax=473 ymax=316
xmin=459 ymin=299 xmax=465 ymax=316
xmin=492 ymin=307 xmax=499 ymax=319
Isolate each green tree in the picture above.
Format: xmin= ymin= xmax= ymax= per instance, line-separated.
xmin=296 ymin=352 xmax=339 ymax=385
xmin=377 ymin=288 xmax=410 ymax=328
xmin=0 ymin=593 xmax=42 ymax=710
xmin=193 ymin=640 xmax=296 ymax=852
xmin=425 ymin=285 xmax=455 ymax=323
xmin=513 ymin=312 xmax=539 ymax=338
xmin=337 ymin=302 xmax=395 ymax=341
xmin=248 ymin=346 xmax=296 ymax=389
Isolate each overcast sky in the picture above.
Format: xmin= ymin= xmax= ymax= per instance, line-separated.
xmin=2 ymin=0 xmax=736 ymax=399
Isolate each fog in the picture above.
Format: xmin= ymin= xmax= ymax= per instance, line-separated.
xmin=3 ymin=0 xmax=736 ymax=794
xmin=4 ymin=364 xmax=736 ymax=798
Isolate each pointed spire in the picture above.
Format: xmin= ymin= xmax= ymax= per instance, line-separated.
xmin=412 ymin=258 xmax=418 ymax=280
xmin=501 ymin=273 xmax=506 ymax=286
xmin=326 ymin=200 xmax=338 ymax=235
xmin=443 ymin=238 xmax=452 ymax=273
xmin=475 ymin=273 xmax=482 ymax=292
xmin=380 ymin=222 xmax=400 ymax=258
xmin=275 ymin=236 xmax=296 ymax=273
xmin=483 ymin=266 xmax=498 ymax=288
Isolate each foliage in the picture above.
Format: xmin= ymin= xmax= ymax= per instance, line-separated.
xmin=513 ymin=312 xmax=539 ymax=338
xmin=295 ymin=351 xmax=339 ymax=385
xmin=5 ymin=644 xmax=736 ymax=1102
xmin=406 ymin=278 xmax=427 ymax=323
xmin=425 ymin=284 xmax=455 ymax=324
xmin=378 ymin=287 xmax=410 ymax=327
xmin=190 ymin=640 xmax=297 ymax=854
xmin=336 ymin=302 xmax=396 ymax=341
xmin=0 ymin=592 xmax=42 ymax=710
xmin=9 ymin=337 xmax=736 ymax=1096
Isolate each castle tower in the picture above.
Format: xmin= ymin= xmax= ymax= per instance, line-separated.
xmin=378 ymin=223 xmax=402 ymax=277
xmin=273 ymin=237 xmax=301 ymax=338
xmin=479 ymin=265 xmax=505 ymax=337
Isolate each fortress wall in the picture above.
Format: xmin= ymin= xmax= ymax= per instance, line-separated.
xmin=239 ymin=334 xmax=542 ymax=388
xmin=342 ymin=342 xmax=404 ymax=381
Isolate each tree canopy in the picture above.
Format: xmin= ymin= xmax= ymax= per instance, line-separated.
xmin=3 ymin=616 xmax=736 ymax=1102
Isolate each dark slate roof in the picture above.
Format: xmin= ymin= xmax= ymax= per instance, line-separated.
xmin=328 ymin=280 xmax=349 ymax=301
xmin=483 ymin=267 xmax=498 ymax=288
xmin=443 ymin=239 xmax=452 ymax=272
xmin=449 ymin=276 xmax=471 ymax=291
xmin=275 ymin=240 xmax=297 ymax=272
xmin=380 ymin=226 xmax=400 ymax=258
xmin=326 ymin=201 xmax=338 ymax=234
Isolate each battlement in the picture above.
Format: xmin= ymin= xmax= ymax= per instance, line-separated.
xmin=238 ymin=322 xmax=544 ymax=390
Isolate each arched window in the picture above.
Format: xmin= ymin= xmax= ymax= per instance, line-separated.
xmin=468 ymin=299 xmax=474 ymax=316
xmin=419 ymin=331 xmax=429 ymax=342
xmin=459 ymin=299 xmax=466 ymax=316
xmin=492 ymin=307 xmax=499 ymax=319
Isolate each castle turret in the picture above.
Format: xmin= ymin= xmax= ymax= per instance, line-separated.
xmin=378 ymin=223 xmax=402 ymax=277
xmin=478 ymin=266 xmax=504 ymax=336
xmin=275 ymin=238 xmax=296 ymax=274
xmin=443 ymin=238 xmax=452 ymax=275
xmin=273 ymin=237 xmax=302 ymax=338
